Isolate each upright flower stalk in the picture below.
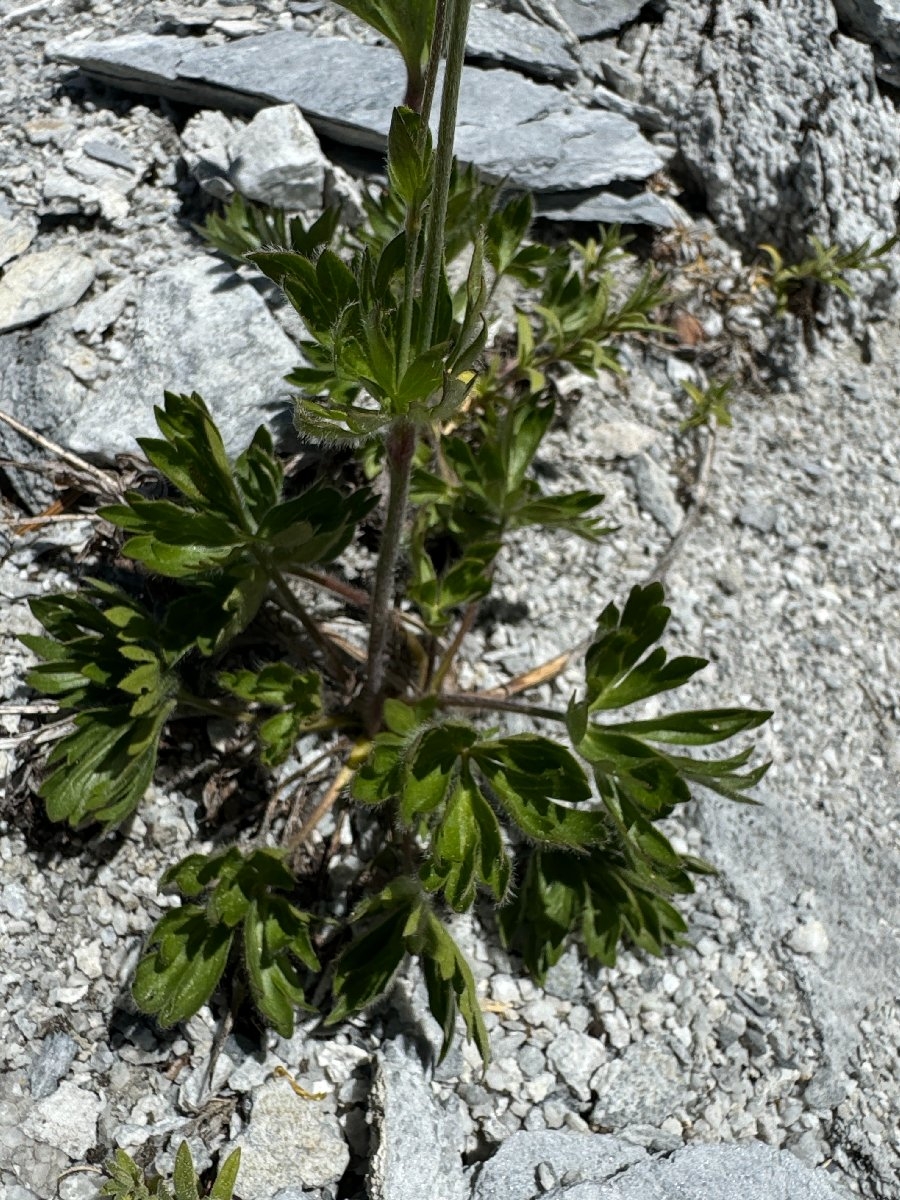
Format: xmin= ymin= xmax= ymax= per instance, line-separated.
xmin=362 ymin=0 xmax=473 ymax=731
xmin=419 ymin=0 xmax=472 ymax=349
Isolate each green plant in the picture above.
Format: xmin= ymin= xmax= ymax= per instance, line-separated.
xmin=679 ymin=378 xmax=733 ymax=433
xmin=23 ymin=0 xmax=770 ymax=1066
xmin=98 ymin=1141 xmax=240 ymax=1200
xmin=758 ymin=233 xmax=897 ymax=317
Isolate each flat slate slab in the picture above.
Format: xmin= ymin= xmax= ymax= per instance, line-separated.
xmin=466 ymin=4 xmax=579 ymax=82
xmin=49 ymin=30 xmax=663 ymax=195
xmin=556 ymin=0 xmax=648 ymax=39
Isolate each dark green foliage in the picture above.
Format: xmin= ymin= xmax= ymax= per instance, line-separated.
xmin=501 ymin=584 xmax=771 ymax=979
xmin=410 ymin=393 xmax=611 ymax=544
xmin=219 ymin=664 xmax=323 ymax=766
xmin=328 ymin=877 xmax=489 ymax=1064
xmin=24 ymin=392 xmax=372 ymax=828
xmin=198 ymin=191 xmax=339 ymax=263
xmin=133 ymin=848 xmax=319 ymax=1037
xmin=101 ymin=392 xmax=374 ymax=596
xmin=21 ymin=582 xmax=183 ymax=829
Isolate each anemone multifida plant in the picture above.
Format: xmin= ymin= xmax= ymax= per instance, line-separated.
xmin=22 ymin=0 xmax=771 ymax=1067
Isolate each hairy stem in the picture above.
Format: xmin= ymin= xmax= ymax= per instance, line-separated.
xmin=419 ymin=0 xmax=472 ymax=349
xmin=363 ymin=420 xmax=416 ymax=731
xmin=295 ymin=566 xmax=371 ymax=610
xmin=435 ymin=691 xmax=566 ymax=724
xmin=419 ymin=0 xmax=448 ymax=136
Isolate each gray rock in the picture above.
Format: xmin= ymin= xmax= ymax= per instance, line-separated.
xmin=70 ymin=278 xmax=133 ymax=338
xmin=695 ymin=784 xmax=900 ymax=1070
xmin=50 ymin=32 xmax=663 ymax=196
xmin=545 ymin=1030 xmax=605 ymax=1102
xmin=543 ymin=947 xmax=584 ymax=1001
xmin=590 ymin=1039 xmax=689 ymax=1129
xmin=534 ymin=189 xmax=676 ymax=228
xmin=71 ymin=256 xmax=299 ymax=462
xmin=0 ymin=249 xmax=95 ymax=333
xmin=833 ymin=0 xmax=900 ymax=61
xmin=466 ymin=5 xmax=580 ymax=83
xmin=181 ymin=109 xmax=237 ymax=199
xmin=590 ymin=1140 xmax=852 ymax=1199
xmin=786 ymin=919 xmax=830 ymax=956
xmin=367 ymin=1044 xmax=467 ymax=1200
xmin=592 ymin=84 xmax=668 ymax=133
xmin=20 ymin=1081 xmax=101 ymax=1160
xmin=737 ymin=503 xmax=778 ymax=534
xmin=28 ymin=1033 xmax=78 ymax=1101
xmin=629 ymin=453 xmax=683 ymax=535
xmin=470 ymin=1131 xmax=647 ymax=1200
xmin=555 ymin=0 xmax=648 ymax=38
xmin=229 ymin=103 xmax=328 ymax=209
xmin=0 ymin=258 xmax=298 ymax=508
xmin=639 ymin=0 xmax=900 ymax=317
xmin=0 ymin=881 xmax=28 ymax=917
xmin=0 ymin=215 xmax=36 ymax=268
xmin=592 ymin=420 xmax=658 ymax=460
xmin=82 ymin=137 xmax=138 ymax=173
xmin=226 ymin=1075 xmax=349 ymax=1198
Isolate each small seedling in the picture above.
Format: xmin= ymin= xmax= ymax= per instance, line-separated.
xmin=98 ymin=1141 xmax=240 ymax=1200
xmin=758 ymin=233 xmax=897 ymax=317
xmin=679 ymin=378 xmax=734 ymax=433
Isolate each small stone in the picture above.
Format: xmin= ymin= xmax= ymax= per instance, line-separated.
xmin=74 ymin=939 xmax=104 ymax=979
xmin=28 ymin=1033 xmax=78 ymax=1100
xmin=543 ymin=947 xmax=583 ymax=1001
xmin=0 ymin=215 xmax=36 ymax=268
xmin=737 ymin=503 xmax=779 ymax=534
xmin=229 ymin=103 xmax=327 ymax=209
xmin=82 ymin=139 xmax=138 ymax=173
xmin=600 ymin=1009 xmax=631 ymax=1050
xmin=786 ymin=919 xmax=829 ymax=956
xmin=593 ymin=420 xmax=658 ymax=460
xmin=71 ymin=278 xmax=133 ymax=337
xmin=23 ymin=116 xmax=72 ymax=146
xmin=226 ymin=1075 xmax=348 ymax=1196
xmin=591 ymin=1040 xmax=688 ymax=1129
xmin=181 ymin=109 xmax=236 ymax=197
xmin=21 ymin=1081 xmax=101 ymax=1159
xmin=65 ymin=346 xmax=101 ymax=384
xmin=629 ymin=453 xmax=683 ymax=536
xmin=546 ymin=1029 xmax=605 ymax=1102
xmin=535 ymin=1160 xmax=557 ymax=1191
xmin=0 ymin=249 xmax=95 ymax=333
xmin=0 ymin=882 xmax=29 ymax=918
xmin=58 ymin=1173 xmax=99 ymax=1200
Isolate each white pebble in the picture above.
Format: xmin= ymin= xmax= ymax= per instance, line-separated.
xmin=786 ymin=920 xmax=829 ymax=956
